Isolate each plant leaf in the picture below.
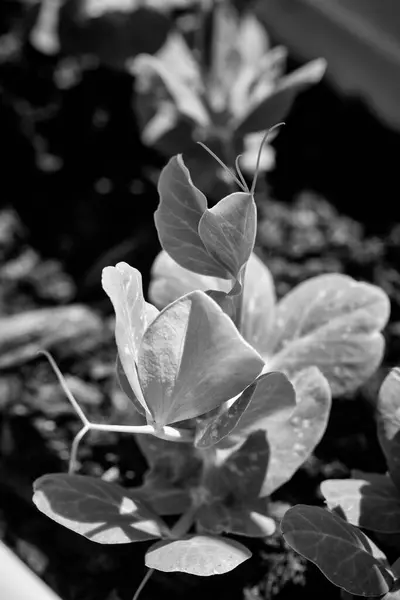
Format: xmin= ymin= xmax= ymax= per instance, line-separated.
xmin=321 ymin=474 xmax=400 ymax=533
xmin=115 ymin=355 xmax=147 ymax=422
xmin=268 ymin=274 xmax=390 ymax=396
xmin=281 ymin=505 xmax=393 ymax=596
xmin=138 ymin=290 xmax=264 ymax=427
xmin=198 ymin=192 xmax=256 ymax=280
xmin=234 ymin=58 xmax=327 ymax=135
xmin=227 ymin=371 xmax=296 ymax=442
xmin=145 ymin=535 xmax=251 ymax=575
xmin=261 ymin=367 xmax=331 ymax=496
xmin=154 ymin=155 xmax=228 ymax=278
xmin=240 ymin=252 xmax=276 ymax=354
xmin=102 ymin=263 xmax=158 ymax=412
xmin=377 ymin=368 xmax=400 ymax=492
xmin=33 ymin=474 xmax=165 ymax=543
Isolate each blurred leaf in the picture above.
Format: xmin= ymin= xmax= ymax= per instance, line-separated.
xmin=138 ymin=291 xmax=264 ymax=426
xmin=102 ymin=263 xmax=158 ymax=413
xmin=377 ymin=369 xmax=400 ymax=492
xmin=235 ymin=58 xmax=327 ymax=135
xmin=321 ymin=474 xmax=400 ymax=533
xmin=57 ymin=2 xmax=171 ymax=69
xmin=155 ymin=155 xmax=227 ymax=278
xmin=33 ymin=474 xmax=165 ymax=543
xmin=145 ymin=535 xmax=251 ymax=575
xmin=198 ymin=192 xmax=256 ymax=280
xmin=237 ymin=12 xmax=269 ymax=66
xmin=269 ymin=274 xmax=390 ymax=395
xmin=261 ymin=367 xmax=331 ymax=496
xmin=281 ymin=505 xmax=393 ymax=596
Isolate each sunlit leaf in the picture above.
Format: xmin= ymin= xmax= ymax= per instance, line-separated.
xmin=281 ymin=505 xmax=393 ymax=596
xmin=268 ymin=274 xmax=390 ymax=395
xmin=102 ymin=263 xmax=158 ymax=412
xmin=33 ymin=474 xmax=165 ymax=543
xmin=377 ymin=368 xmax=400 ymax=492
xmin=138 ymin=291 xmax=264 ymax=427
xmin=145 ymin=535 xmax=251 ymax=575
xmin=261 ymin=367 xmax=331 ymax=496
xmin=321 ymin=474 xmax=400 ymax=533
xmin=155 ymin=155 xmax=227 ymax=278
xmin=198 ymin=192 xmax=256 ymax=280
xmin=234 ymin=58 xmax=327 ymax=135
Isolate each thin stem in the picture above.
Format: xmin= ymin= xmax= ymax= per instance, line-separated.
xmin=170 ymin=505 xmax=197 ymax=538
xmin=69 ymin=425 xmax=90 ymax=474
xmin=132 ymin=568 xmax=154 ymax=600
xmin=90 ymin=423 xmax=193 ymax=442
xmin=197 ymin=141 xmax=246 ymax=191
xmin=39 ymin=351 xmax=89 ymax=426
xmin=235 ymin=154 xmax=249 ymax=193
xmin=250 ymin=123 xmax=285 ymax=196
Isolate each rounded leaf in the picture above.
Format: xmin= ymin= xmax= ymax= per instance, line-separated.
xmin=377 ymin=368 xmax=400 ymax=492
xmin=145 ymin=535 xmax=251 ymax=575
xmin=281 ymin=505 xmax=393 ymax=596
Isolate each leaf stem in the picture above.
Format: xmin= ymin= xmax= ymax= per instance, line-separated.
xmin=89 ymin=423 xmax=193 ymax=442
xmin=39 ymin=350 xmax=89 ymax=426
xmin=68 ymin=425 xmax=90 ymax=474
xmin=132 ymin=568 xmax=154 ymax=600
xmin=170 ymin=505 xmax=197 ymax=538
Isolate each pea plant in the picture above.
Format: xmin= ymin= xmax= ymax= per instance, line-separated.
xmin=32 ymin=140 xmax=389 ymax=598
xmin=132 ymin=0 xmax=327 ymax=195
xmin=281 ymin=367 xmax=400 ymax=599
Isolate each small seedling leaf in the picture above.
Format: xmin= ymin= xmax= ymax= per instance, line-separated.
xmin=262 ymin=367 xmax=331 ymax=496
xmin=321 ymin=474 xmax=400 ymax=533
xmin=33 ymin=474 xmax=165 ymax=543
xmin=145 ymin=535 xmax=251 ymax=575
xmin=102 ymin=263 xmax=158 ymax=412
xmin=281 ymin=505 xmax=393 ymax=596
xmin=377 ymin=369 xmax=400 ymax=492
xmin=198 ymin=192 xmax=257 ymax=279
xmin=138 ymin=290 xmax=264 ymax=426
xmin=269 ymin=274 xmax=390 ymax=396
xmin=155 ymin=155 xmax=228 ymax=278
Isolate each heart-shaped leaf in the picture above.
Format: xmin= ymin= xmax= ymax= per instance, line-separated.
xmin=377 ymin=369 xmax=400 ymax=492
xmin=321 ymin=474 xmax=400 ymax=533
xmin=198 ymin=192 xmax=256 ymax=280
xmin=281 ymin=505 xmax=393 ymax=596
xmin=138 ymin=290 xmax=264 ymax=427
xmin=261 ymin=367 xmax=331 ymax=496
xmin=145 ymin=535 xmax=251 ymax=575
xmin=102 ymin=263 xmax=159 ymax=412
xmin=154 ymin=155 xmax=227 ymax=278
xmin=33 ymin=474 xmax=165 ymax=543
xmin=268 ymin=274 xmax=390 ymax=396
xmin=234 ymin=58 xmax=327 ymax=135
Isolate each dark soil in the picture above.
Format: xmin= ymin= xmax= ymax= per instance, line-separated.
xmin=1 ymin=5 xmax=400 ymax=600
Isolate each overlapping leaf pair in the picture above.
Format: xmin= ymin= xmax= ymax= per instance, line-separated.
xmin=102 ymin=261 xmax=265 ymax=433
